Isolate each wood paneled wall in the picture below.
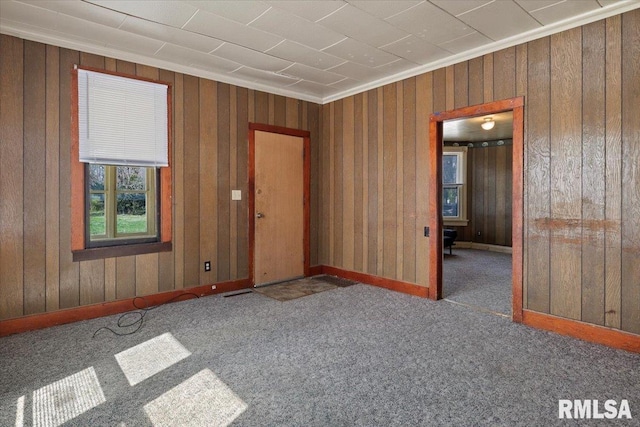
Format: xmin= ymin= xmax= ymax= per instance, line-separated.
xmin=319 ymin=10 xmax=640 ymax=334
xmin=0 ymin=34 xmax=320 ymax=321
xmin=1 ymin=10 xmax=639 ymax=336
xmin=446 ymin=145 xmax=513 ymax=246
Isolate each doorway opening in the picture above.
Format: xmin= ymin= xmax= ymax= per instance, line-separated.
xmin=428 ymin=97 xmax=524 ymax=323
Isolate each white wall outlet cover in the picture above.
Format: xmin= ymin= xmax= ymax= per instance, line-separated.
xmin=231 ymin=190 xmax=241 ymax=201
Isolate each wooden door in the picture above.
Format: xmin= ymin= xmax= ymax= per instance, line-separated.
xmin=254 ymin=130 xmax=304 ymax=285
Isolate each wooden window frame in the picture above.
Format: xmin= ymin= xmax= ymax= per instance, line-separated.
xmin=442 ymin=147 xmax=468 ymax=226
xmin=71 ymin=66 xmax=172 ymax=262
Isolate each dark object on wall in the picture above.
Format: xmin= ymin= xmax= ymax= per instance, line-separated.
xmin=444 ymin=229 xmax=457 ymax=255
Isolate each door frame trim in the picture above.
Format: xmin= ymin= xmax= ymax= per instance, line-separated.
xmin=248 ymin=123 xmax=311 ymax=286
xmin=428 ymin=97 xmax=524 ymax=323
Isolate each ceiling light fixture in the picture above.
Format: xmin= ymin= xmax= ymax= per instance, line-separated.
xmin=481 ymin=117 xmax=495 ymax=130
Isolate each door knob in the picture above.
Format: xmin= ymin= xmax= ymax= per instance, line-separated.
xmin=256 ymin=212 xmax=264 ymax=218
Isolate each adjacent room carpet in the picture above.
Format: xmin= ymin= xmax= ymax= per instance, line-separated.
xmin=1 ymin=283 xmax=638 ymax=426
xmin=444 ymin=248 xmax=512 ymax=316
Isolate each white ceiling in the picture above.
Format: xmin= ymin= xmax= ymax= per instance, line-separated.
xmin=1 ymin=0 xmax=638 ymax=104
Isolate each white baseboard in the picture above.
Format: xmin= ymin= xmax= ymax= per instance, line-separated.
xmin=454 ymin=241 xmax=512 ymax=254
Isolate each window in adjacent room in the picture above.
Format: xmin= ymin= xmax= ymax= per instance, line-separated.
xmin=72 ymin=67 xmax=172 ymax=260
xmin=442 ymin=146 xmax=468 ymax=225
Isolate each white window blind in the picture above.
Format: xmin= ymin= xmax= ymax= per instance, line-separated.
xmin=78 ymin=69 xmax=168 ymax=167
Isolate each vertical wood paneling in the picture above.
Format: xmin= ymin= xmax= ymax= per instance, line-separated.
xmin=483 ymin=149 xmax=496 ymax=243
xmin=483 ymin=53 xmax=494 ymax=102
xmin=454 ymin=63 xmax=468 ymax=108
xmin=468 ymin=57 xmax=483 ymax=106
xmin=376 ymin=88 xmax=384 ymax=276
xmin=321 ymin=104 xmax=331 ymax=264
xmin=274 ymin=95 xmax=286 ymax=127
xmin=473 ymin=148 xmax=485 ymax=243
xmin=358 ymin=94 xmax=367 ymax=272
xmin=333 ymin=101 xmax=343 ymax=267
xmin=403 ymin=78 xmax=417 ymax=282
xmin=527 ymin=37 xmax=551 ymax=313
xmin=495 ymin=145 xmax=507 ymax=246
xmin=199 ymin=79 xmax=217 ymax=284
xmin=382 ymin=84 xmax=397 ymax=278
xmin=58 ymin=48 xmax=80 ymax=309
xmin=604 ymin=15 xmax=622 ymax=329
xmin=620 ymin=9 xmax=640 ymax=334
xmin=395 ymin=83 xmax=404 ymax=278
xmin=255 ymin=91 xmax=269 ymax=124
xmin=342 ymin=97 xmax=355 ymax=270
xmin=45 ymin=44 xmax=60 ymax=311
xmin=230 ymin=86 xmax=238 ymax=279
xmin=183 ymin=75 xmax=200 ymax=287
xmin=581 ymin=20 xmax=606 ymax=326
xmin=236 ymin=87 xmax=249 ymax=277
xmin=0 ymin=35 xmax=24 ymax=319
xmin=135 ymin=253 xmax=158 ymax=296
xmin=433 ymin=68 xmax=446 ymax=113
xmin=415 ymin=73 xmax=432 ymax=286
xmin=217 ymin=82 xmax=231 ymax=282
xmin=367 ymin=90 xmax=379 ymax=275
xmin=493 ymin=47 xmax=516 ymax=101
xmin=173 ymin=73 xmax=185 ymax=289
xmin=445 ymin=66 xmax=454 ymax=111
xmin=353 ymin=94 xmax=364 ymax=272
xmin=549 ymin=28 xmax=582 ymax=320
xmin=23 ymin=41 xmax=47 ymax=315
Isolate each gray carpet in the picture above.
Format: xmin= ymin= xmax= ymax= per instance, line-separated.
xmin=1 ymin=284 xmax=638 ymax=426
xmin=444 ymin=248 xmax=512 ymax=316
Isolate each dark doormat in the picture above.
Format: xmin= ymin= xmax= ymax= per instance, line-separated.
xmin=253 ymin=275 xmax=356 ymax=302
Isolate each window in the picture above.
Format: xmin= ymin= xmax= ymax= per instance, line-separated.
xmin=442 ymin=147 xmax=468 ymax=225
xmin=71 ymin=67 xmax=172 ymax=261
xmin=88 ymin=165 xmax=158 ymax=246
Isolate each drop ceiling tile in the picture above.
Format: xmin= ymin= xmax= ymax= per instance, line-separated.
xmin=323 ymin=37 xmax=399 ymax=67
xmin=278 ymin=63 xmax=344 ymax=85
xmin=438 ymin=31 xmax=493 ymax=53
xmin=155 ymin=43 xmax=242 ymax=72
xmin=456 ymin=1 xmax=541 ymax=40
xmin=514 ymin=0 xmax=564 ymax=13
xmin=317 ymin=4 xmax=409 ymax=47
xmin=528 ymin=0 xmax=602 ymax=25
xmin=85 ymin=0 xmax=198 ymax=28
xmin=265 ymin=40 xmax=345 ymax=70
xmin=380 ymin=35 xmax=450 ymax=64
xmin=266 ymin=0 xmax=347 ymax=22
xmin=429 ymin=0 xmax=494 ymax=16
xmin=211 ymin=43 xmax=292 ymax=72
xmin=184 ymin=9 xmax=283 ymax=52
xmin=348 ymin=0 xmax=422 ymax=19
xmin=387 ymin=2 xmax=476 ymax=45
xmin=120 ymin=16 xmax=224 ymax=53
xmin=286 ymin=80 xmax=333 ymax=98
xmin=372 ymin=58 xmax=418 ymax=77
xmin=230 ymin=66 xmax=301 ymax=87
xmin=250 ymin=8 xmax=345 ymax=50
xmin=328 ymin=77 xmax=359 ymax=91
xmin=185 ymin=1 xmax=271 ymax=24
xmin=326 ymin=60 xmax=376 ymax=81
xmin=17 ymin=0 xmax=127 ymax=28
xmin=0 ymin=0 xmax=61 ymax=30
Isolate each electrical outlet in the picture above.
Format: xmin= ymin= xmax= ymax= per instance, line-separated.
xmin=477 ymin=231 xmax=481 ymax=236
xmin=204 ymin=261 xmax=211 ymax=272
xmin=211 ymin=285 xmax=216 ymax=290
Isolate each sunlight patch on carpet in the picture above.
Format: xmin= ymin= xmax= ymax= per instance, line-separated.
xmin=115 ymin=332 xmax=191 ymax=386
xmin=144 ymin=369 xmax=247 ymax=427
xmin=32 ymin=367 xmax=106 ymax=427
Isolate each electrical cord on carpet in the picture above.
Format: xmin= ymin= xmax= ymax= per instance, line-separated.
xmin=92 ymin=293 xmax=200 ymax=338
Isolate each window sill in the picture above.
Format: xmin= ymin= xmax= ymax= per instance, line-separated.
xmin=443 ymin=219 xmax=469 ymax=227
xmin=72 ymin=241 xmax=172 ymax=262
